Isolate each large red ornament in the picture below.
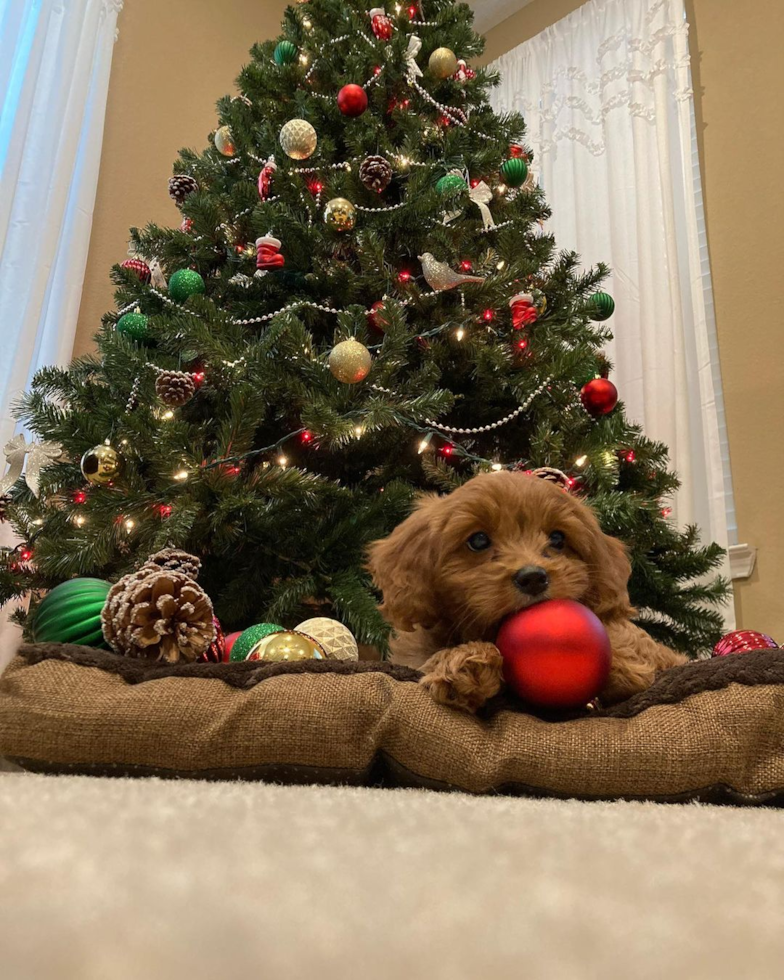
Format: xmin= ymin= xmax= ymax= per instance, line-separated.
xmin=256 ymin=234 xmax=285 ymax=269
xmin=712 ymin=630 xmax=778 ymax=657
xmin=337 ymin=84 xmax=368 ymax=117
xmin=224 ymin=631 xmax=242 ymax=660
xmin=496 ymin=599 xmax=612 ymax=709
xmin=580 ymin=378 xmax=618 ymax=416
xmin=509 ymin=292 xmax=538 ymax=330
xmin=120 ymin=258 xmax=151 ymax=284
xmin=370 ymin=8 xmax=393 ymax=40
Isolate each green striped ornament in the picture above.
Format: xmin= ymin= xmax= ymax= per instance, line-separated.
xmin=31 ymin=578 xmax=112 ymax=648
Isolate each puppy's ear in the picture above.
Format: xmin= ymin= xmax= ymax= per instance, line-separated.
xmin=367 ymin=495 xmax=444 ymax=632
xmin=584 ymin=526 xmax=635 ymax=621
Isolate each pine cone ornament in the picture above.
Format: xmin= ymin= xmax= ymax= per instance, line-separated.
xmin=359 ymin=155 xmax=392 ymax=193
xmin=0 ymin=494 xmax=11 ymax=523
xmin=155 ymin=370 xmax=196 ymax=408
xmin=141 ymin=548 xmax=202 ymax=580
xmin=168 ymin=174 xmax=199 ymax=206
xmin=102 ymin=567 xmax=215 ymax=663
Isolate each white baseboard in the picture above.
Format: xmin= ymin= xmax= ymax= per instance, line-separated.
xmin=729 ymin=543 xmax=756 ymax=580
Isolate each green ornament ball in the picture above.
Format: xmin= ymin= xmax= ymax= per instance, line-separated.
xmin=587 ymin=292 xmax=615 ymax=321
xmin=436 ymin=173 xmax=467 ymax=195
xmin=168 ymin=269 xmax=206 ymax=303
xmin=116 ymin=311 xmax=150 ymax=342
xmin=274 ymin=40 xmax=298 ymax=66
xmin=500 ymin=157 xmax=529 ymax=188
xmin=31 ymin=578 xmax=112 ymax=649
xmin=229 ymin=623 xmax=285 ymax=662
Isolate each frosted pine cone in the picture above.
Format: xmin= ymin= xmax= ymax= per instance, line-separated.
xmin=102 ymin=567 xmax=215 ymax=663
xmin=141 ymin=548 xmax=202 ymax=580
xmin=359 ymin=155 xmax=392 ymax=193
xmin=155 ymin=370 xmax=196 ymax=407
xmin=168 ymin=174 xmax=199 ymax=206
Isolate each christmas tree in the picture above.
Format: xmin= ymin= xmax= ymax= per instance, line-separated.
xmin=1 ymin=0 xmax=728 ymax=656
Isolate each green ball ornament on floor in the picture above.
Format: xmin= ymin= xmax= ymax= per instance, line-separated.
xmin=31 ymin=578 xmax=112 ymax=648
xmin=274 ymin=40 xmax=298 ymax=65
xmin=229 ymin=623 xmax=285 ymax=662
xmin=168 ymin=269 xmax=206 ymax=303
xmin=116 ymin=311 xmax=150 ymax=342
xmin=587 ymin=292 xmax=615 ymax=321
xmin=500 ymin=157 xmax=529 ymax=188
xmin=436 ymin=173 xmax=467 ymax=195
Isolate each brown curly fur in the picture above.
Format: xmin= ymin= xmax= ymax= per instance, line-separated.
xmin=368 ymin=471 xmax=687 ymax=712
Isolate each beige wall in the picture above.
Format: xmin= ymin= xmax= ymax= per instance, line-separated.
xmin=74 ymin=0 xmax=290 ymax=358
xmin=482 ymin=0 xmax=784 ymax=638
xmin=78 ymin=0 xmax=784 ymax=637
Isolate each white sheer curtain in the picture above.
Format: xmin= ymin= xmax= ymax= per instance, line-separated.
xmin=490 ymin=0 xmax=735 ymax=618
xmin=0 ymin=0 xmax=122 ymax=665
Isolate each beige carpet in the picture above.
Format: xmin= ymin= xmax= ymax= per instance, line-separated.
xmin=1 ymin=775 xmax=782 ymax=980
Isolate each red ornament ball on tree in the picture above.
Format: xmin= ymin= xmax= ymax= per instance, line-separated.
xmin=496 ymin=599 xmax=612 ymax=709
xmin=580 ymin=378 xmax=618 ymax=416
xmin=712 ymin=630 xmax=778 ymax=657
xmin=367 ymin=300 xmax=388 ymax=333
xmin=337 ymin=84 xmax=368 ymax=117
xmin=120 ymin=258 xmax=151 ymax=284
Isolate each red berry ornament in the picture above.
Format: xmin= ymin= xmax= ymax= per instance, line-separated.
xmin=712 ymin=630 xmax=778 ymax=657
xmin=370 ymin=8 xmax=393 ymax=40
xmin=496 ymin=599 xmax=612 ymax=709
xmin=580 ymin=378 xmax=618 ymax=416
xmin=338 ymin=84 xmax=368 ymax=117
xmin=120 ymin=258 xmax=151 ymax=284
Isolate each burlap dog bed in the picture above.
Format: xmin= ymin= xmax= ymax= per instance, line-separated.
xmin=1 ymin=643 xmax=783 ymax=805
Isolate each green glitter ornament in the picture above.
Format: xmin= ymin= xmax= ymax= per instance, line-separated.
xmin=587 ymin=292 xmax=615 ymax=321
xmin=500 ymin=158 xmax=528 ymax=188
xmin=274 ymin=40 xmax=298 ymax=66
xmin=436 ymin=173 xmax=467 ymax=195
xmin=229 ymin=622 xmax=285 ymax=662
xmin=31 ymin=578 xmax=112 ymax=648
xmin=116 ymin=311 xmax=150 ymax=342
xmin=168 ymin=269 xmax=206 ymax=303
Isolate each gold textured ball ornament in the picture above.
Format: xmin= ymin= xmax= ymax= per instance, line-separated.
xmin=324 ymin=197 xmax=356 ymax=233
xmin=80 ymin=443 xmax=121 ymax=486
xmin=428 ymin=47 xmax=459 ymax=79
xmin=214 ymin=125 xmax=236 ymax=157
xmin=328 ymin=339 xmax=372 ymax=384
xmin=295 ymin=618 xmax=359 ymax=661
xmin=279 ymin=118 xmax=318 ymax=160
xmin=250 ymin=630 xmax=325 ymax=662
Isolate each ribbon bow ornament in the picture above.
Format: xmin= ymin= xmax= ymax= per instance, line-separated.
xmin=468 ymin=180 xmax=496 ymax=230
xmin=0 ymin=435 xmax=64 ymax=498
xmin=405 ymin=35 xmax=423 ymax=79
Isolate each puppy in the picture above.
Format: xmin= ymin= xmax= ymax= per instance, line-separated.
xmin=368 ymin=471 xmax=686 ymax=712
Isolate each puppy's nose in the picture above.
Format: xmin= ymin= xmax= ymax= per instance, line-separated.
xmin=513 ymin=565 xmax=549 ymax=596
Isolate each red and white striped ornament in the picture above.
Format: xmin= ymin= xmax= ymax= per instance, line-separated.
xmin=120 ymin=258 xmax=151 ymax=284
xmin=712 ymin=630 xmax=778 ymax=657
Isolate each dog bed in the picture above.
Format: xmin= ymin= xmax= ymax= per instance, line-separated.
xmin=1 ymin=643 xmax=784 ymax=805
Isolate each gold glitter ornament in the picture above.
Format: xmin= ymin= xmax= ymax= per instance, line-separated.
xmin=428 ymin=47 xmax=459 ymax=79
xmin=251 ymin=630 xmax=325 ymax=662
xmin=80 ymin=443 xmax=121 ymax=486
xmin=214 ymin=125 xmax=236 ymax=156
xmin=328 ymin=339 xmax=372 ymax=384
xmin=295 ymin=617 xmax=359 ymax=661
xmin=324 ymin=197 xmax=356 ymax=232
xmin=279 ymin=118 xmax=317 ymax=160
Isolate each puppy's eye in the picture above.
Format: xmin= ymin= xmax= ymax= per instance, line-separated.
xmin=548 ymin=530 xmax=566 ymax=551
xmin=467 ymin=532 xmax=491 ymax=552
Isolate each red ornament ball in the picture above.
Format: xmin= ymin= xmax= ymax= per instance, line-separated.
xmin=712 ymin=630 xmax=778 ymax=657
xmin=496 ymin=599 xmax=612 ymax=709
xmin=198 ymin=615 xmax=226 ymax=663
xmin=580 ymin=378 xmax=618 ymax=416
xmin=367 ymin=300 xmax=388 ymax=333
xmin=224 ymin=631 xmax=243 ymax=660
xmin=120 ymin=258 xmax=151 ymax=284
xmin=337 ymin=84 xmax=368 ymax=117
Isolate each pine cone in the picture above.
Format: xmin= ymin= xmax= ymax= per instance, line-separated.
xmin=359 ymin=155 xmax=392 ymax=193
xmin=102 ymin=567 xmax=215 ymax=663
xmin=141 ymin=548 xmax=202 ymax=580
xmin=168 ymin=174 xmax=199 ymax=206
xmin=0 ymin=494 xmax=11 ymax=523
xmin=155 ymin=370 xmax=196 ymax=408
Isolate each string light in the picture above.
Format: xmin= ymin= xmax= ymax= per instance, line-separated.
xmin=623 ymin=450 xmax=636 ymax=463
xmin=277 ymin=454 xmax=288 ymax=468
xmin=158 ymin=504 xmax=173 ymax=518
xmin=440 ymin=444 xmax=454 ymax=456
xmin=161 ymin=410 xmax=174 ymax=421
xmin=73 ymin=515 xmax=86 ymax=527
xmin=482 ymin=309 xmax=495 ymax=322
xmin=398 ymin=270 xmax=411 ymax=283
xmin=661 ymin=506 xmax=673 ymax=518
xmin=496 ymin=183 xmax=507 ymax=196
xmin=19 ymin=548 xmax=33 ymax=562
xmin=301 ymin=430 xmax=314 ymax=444
xmin=455 ymin=328 xmax=465 ymax=341
xmin=575 ymin=455 xmax=589 ymax=468
xmin=173 ymin=469 xmax=189 ymax=482
xmin=353 ymin=425 xmax=364 ymax=438
xmin=491 ymin=463 xmax=504 ymax=471
xmin=496 ymin=260 xmax=506 ymax=271
xmin=124 ymin=519 xmax=135 ymax=533
xmin=460 ymin=260 xmax=473 ymax=272
xmin=417 ymin=433 xmax=433 ymax=454
xmin=515 ymin=338 xmax=528 ymax=351
xmin=32 ymin=518 xmax=43 ymax=526
xmin=299 ymin=53 xmax=310 ymax=66
xmin=73 ymin=490 xmax=87 ymax=504
xmin=302 ymin=17 xmax=312 ymax=29
xmin=408 ymin=4 xmax=417 ymax=18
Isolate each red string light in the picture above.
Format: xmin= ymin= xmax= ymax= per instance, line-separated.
xmin=398 ymin=270 xmax=412 ymax=283
xmin=301 ymin=430 xmax=314 ymax=444
xmin=516 ymin=338 xmax=528 ymax=350
xmin=623 ymin=450 xmax=636 ymax=463
xmin=469 ymin=178 xmax=481 ymax=189
xmin=373 ymin=65 xmax=382 ymax=76
xmin=482 ymin=309 xmax=495 ymax=322
xmin=440 ymin=444 xmax=455 ymax=456
xmin=460 ymin=259 xmax=473 ymax=272
xmin=192 ymin=371 xmax=206 ymax=386
xmin=408 ymin=4 xmax=418 ymax=19
xmin=73 ymin=490 xmax=87 ymax=505
xmin=19 ymin=547 xmax=33 ymax=562
xmin=158 ymin=504 xmax=173 ymax=519
xmin=661 ymin=506 xmax=673 ymax=518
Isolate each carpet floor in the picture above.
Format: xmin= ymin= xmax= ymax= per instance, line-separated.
xmin=1 ymin=774 xmax=782 ymax=980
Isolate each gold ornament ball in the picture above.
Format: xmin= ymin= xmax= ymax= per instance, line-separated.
xmin=279 ymin=118 xmax=318 ymax=160
xmin=324 ymin=197 xmax=356 ymax=233
xmin=295 ymin=618 xmax=359 ymax=661
xmin=329 ymin=339 xmax=372 ymax=384
xmin=251 ymin=630 xmax=325 ymax=662
xmin=428 ymin=47 xmax=458 ymax=79
xmin=80 ymin=443 xmax=121 ymax=486
xmin=214 ymin=125 xmax=236 ymax=157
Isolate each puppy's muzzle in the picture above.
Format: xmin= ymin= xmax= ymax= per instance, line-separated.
xmin=513 ymin=565 xmax=549 ymax=596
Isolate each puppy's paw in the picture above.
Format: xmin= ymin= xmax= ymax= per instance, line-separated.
xmin=420 ymin=641 xmax=504 ymax=713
